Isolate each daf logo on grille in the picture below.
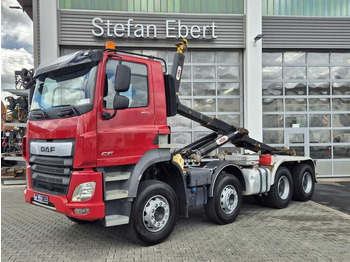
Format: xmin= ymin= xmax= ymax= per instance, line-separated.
xmin=41 ymin=146 xmax=55 ymax=153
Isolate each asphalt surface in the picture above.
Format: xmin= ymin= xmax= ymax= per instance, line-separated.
xmin=312 ymin=181 xmax=350 ymax=215
xmin=2 ymin=185 xmax=350 ymax=262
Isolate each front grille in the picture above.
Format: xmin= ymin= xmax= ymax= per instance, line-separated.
xmin=30 ymin=155 xmax=73 ymax=195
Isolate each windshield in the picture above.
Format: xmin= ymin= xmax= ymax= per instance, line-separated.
xmin=30 ymin=63 xmax=98 ymax=118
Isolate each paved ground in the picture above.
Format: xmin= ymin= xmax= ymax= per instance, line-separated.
xmin=2 ymin=186 xmax=350 ymax=262
xmin=312 ymin=180 xmax=350 ymax=215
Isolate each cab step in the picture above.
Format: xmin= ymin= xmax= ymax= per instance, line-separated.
xmin=105 ymin=189 xmax=128 ymax=200
xmin=104 ymin=214 xmax=129 ymax=227
xmin=105 ymin=171 xmax=131 ymax=182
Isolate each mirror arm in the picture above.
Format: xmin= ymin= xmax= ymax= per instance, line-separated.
xmin=101 ymin=110 xmax=117 ymax=120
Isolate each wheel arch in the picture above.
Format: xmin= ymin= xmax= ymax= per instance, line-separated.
xmin=271 ymin=158 xmax=316 ymax=185
xmin=205 ymin=161 xmax=246 ymax=197
xmin=128 ymin=148 xmax=188 ymax=217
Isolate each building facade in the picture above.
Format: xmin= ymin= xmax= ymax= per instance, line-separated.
xmin=29 ymin=0 xmax=350 ymax=177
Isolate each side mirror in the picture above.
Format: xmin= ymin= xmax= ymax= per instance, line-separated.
xmin=115 ymin=64 xmax=131 ymax=92
xmin=113 ymin=95 xmax=129 ymax=110
xmin=101 ymin=94 xmax=129 ymax=120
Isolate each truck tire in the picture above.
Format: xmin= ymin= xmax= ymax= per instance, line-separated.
xmin=292 ymin=164 xmax=315 ymax=201
xmin=265 ymin=167 xmax=293 ymax=209
xmin=204 ymin=173 xmax=242 ymax=225
xmin=66 ymin=216 xmax=97 ymax=224
xmin=129 ymin=180 xmax=178 ymax=245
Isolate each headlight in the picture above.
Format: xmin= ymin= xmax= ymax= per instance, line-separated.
xmin=72 ymin=182 xmax=96 ymax=201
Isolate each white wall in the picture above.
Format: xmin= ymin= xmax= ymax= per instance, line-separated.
xmin=39 ymin=0 xmax=59 ymax=65
xmin=244 ymin=0 xmax=263 ymax=141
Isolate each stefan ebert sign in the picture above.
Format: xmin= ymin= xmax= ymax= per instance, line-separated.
xmin=92 ymin=17 xmax=218 ymax=39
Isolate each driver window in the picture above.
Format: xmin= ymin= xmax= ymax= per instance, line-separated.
xmin=103 ymin=60 xmax=149 ymax=109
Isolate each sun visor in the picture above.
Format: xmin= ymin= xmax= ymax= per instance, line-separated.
xmin=34 ymin=50 xmax=103 ymax=77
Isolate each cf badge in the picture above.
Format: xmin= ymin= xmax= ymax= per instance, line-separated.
xmin=101 ymin=151 xmax=114 ymax=156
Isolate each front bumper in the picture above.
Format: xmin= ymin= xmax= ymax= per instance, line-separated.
xmin=24 ymin=169 xmax=105 ymax=221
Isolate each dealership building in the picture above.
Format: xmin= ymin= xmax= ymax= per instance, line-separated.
xmin=19 ymin=0 xmax=350 ymax=177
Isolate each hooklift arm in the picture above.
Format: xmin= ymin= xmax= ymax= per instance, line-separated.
xmin=169 ymin=39 xmax=293 ymax=159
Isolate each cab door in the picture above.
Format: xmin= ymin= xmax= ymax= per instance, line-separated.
xmin=96 ymin=57 xmax=158 ymax=167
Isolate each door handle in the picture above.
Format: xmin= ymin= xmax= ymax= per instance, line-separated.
xmin=141 ymin=111 xmax=149 ymax=114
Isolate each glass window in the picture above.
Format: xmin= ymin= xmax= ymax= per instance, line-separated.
xmin=193 ymin=66 xmax=215 ymax=79
xmin=310 ymin=130 xmax=331 ymax=143
xmin=333 ymin=130 xmax=350 ymax=143
xmin=171 ymin=132 xmax=192 ymax=145
xmin=285 ymin=98 xmax=307 ymax=111
xmin=263 ymin=114 xmax=284 ymax=128
xmin=179 ymin=82 xmax=191 ymax=96
xmin=31 ymin=64 xmax=98 ymax=114
xmin=332 ymin=82 xmax=350 ymax=95
xmin=104 ymin=60 xmax=148 ymax=109
xmin=218 ymin=83 xmax=240 ymax=96
xmin=284 ymin=52 xmax=306 ymax=64
xmin=193 ymin=51 xmax=214 ymax=63
xmin=332 ymin=114 xmax=350 ymax=127
xmin=285 ymin=114 xmax=307 ymax=127
xmin=310 ymin=146 xmax=331 ymax=159
xmin=193 ymin=83 xmax=215 ymax=96
xmin=309 ymin=98 xmax=330 ymax=111
xmin=168 ymin=115 xmax=191 ymax=128
xmin=309 ymin=82 xmax=330 ymax=95
xmin=290 ymin=146 xmax=305 ymax=156
xmin=263 ymin=98 xmax=283 ymax=112
xmin=284 ymin=67 xmax=306 ymax=80
xmin=218 ymin=114 xmax=240 ymax=127
xmin=194 ymin=131 xmax=212 ymax=141
xmin=308 ymin=52 xmax=329 ymax=64
xmin=217 ymin=52 xmax=239 ymax=63
xmin=262 ymin=82 xmax=282 ymax=96
xmin=181 ymin=66 xmax=191 ymax=80
xmin=218 ymin=98 xmax=240 ymax=112
xmin=330 ymin=53 xmax=350 ymax=64
xmin=331 ymin=67 xmax=350 ymax=79
xmin=309 ymin=114 xmax=330 ymax=127
xmin=263 ymin=130 xmax=284 ymax=144
xmin=333 ymin=146 xmax=350 ymax=158
xmin=262 ymin=66 xmax=282 ymax=80
xmin=194 ymin=98 xmax=215 ymax=112
xmin=284 ymin=83 xmax=306 ymax=96
xmin=217 ymin=66 xmax=239 ymax=79
xmin=308 ymin=67 xmax=329 ymax=79
xmin=332 ymin=98 xmax=350 ymax=111
xmin=262 ymin=52 xmax=282 ymax=64
xmin=289 ymin=133 xmax=304 ymax=143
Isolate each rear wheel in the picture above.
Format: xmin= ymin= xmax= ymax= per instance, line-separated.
xmin=129 ymin=180 xmax=178 ymax=245
xmin=265 ymin=167 xmax=293 ymax=209
xmin=205 ymin=173 xmax=242 ymax=224
xmin=292 ymin=164 xmax=315 ymax=201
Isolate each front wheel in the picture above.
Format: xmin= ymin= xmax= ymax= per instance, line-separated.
xmin=129 ymin=180 xmax=178 ymax=245
xmin=292 ymin=164 xmax=315 ymax=201
xmin=265 ymin=167 xmax=293 ymax=209
xmin=205 ymin=173 xmax=242 ymax=225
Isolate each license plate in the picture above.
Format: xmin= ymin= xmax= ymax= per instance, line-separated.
xmin=34 ymin=193 xmax=49 ymax=204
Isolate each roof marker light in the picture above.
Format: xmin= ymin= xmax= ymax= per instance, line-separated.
xmin=106 ymin=41 xmax=115 ymax=50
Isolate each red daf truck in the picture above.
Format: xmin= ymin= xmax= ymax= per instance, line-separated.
xmin=23 ymin=40 xmax=316 ymax=245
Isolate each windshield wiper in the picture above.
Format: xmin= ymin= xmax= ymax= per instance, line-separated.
xmin=53 ymin=105 xmax=81 ymax=117
xmin=30 ymin=108 xmax=48 ymax=119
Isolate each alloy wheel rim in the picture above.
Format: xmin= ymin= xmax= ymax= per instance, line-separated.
xmin=220 ymin=185 xmax=238 ymax=214
xmin=142 ymin=195 xmax=169 ymax=232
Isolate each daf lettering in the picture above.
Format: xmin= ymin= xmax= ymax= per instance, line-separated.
xmin=41 ymin=146 xmax=55 ymax=153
